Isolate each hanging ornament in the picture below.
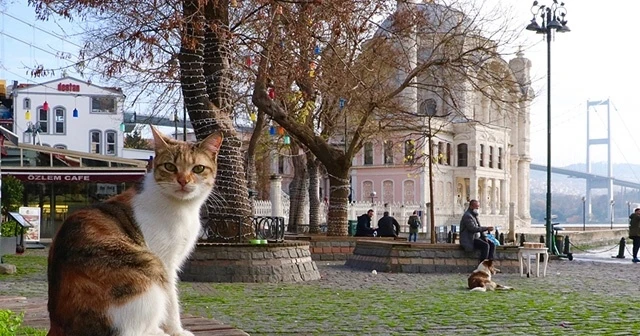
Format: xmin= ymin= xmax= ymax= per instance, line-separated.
xmin=309 ymin=61 xmax=317 ymax=70
xmin=230 ymin=0 xmax=238 ymax=7
xmin=339 ymin=98 xmax=347 ymax=110
xmin=249 ymin=112 xmax=257 ymax=122
xmin=269 ymin=126 xmax=276 ymax=135
xmin=43 ymin=101 xmax=49 ymax=111
xmin=245 ymin=55 xmax=252 ymax=66
xmin=277 ymin=126 xmax=285 ymax=136
xmin=283 ymin=135 xmax=291 ymax=145
xmin=268 ymin=87 xmax=276 ymax=99
xmin=73 ymin=108 xmax=78 ymax=118
xmin=25 ymin=110 xmax=31 ymax=121
xmin=119 ymin=123 xmax=125 ymax=132
xmin=275 ymin=5 xmax=283 ymax=15
xmin=309 ymin=70 xmax=315 ymax=78
xmin=314 ymin=45 xmax=321 ymax=55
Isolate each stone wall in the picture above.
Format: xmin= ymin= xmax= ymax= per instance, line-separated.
xmin=345 ymin=240 xmax=521 ymax=274
xmin=181 ymin=241 xmax=320 ymax=283
xmin=285 ymin=235 xmax=398 ymax=261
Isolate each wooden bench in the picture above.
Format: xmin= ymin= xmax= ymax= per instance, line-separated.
xmin=0 ymin=296 xmax=249 ymax=336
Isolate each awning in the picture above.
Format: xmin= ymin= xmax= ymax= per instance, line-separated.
xmin=3 ymin=169 xmax=146 ymax=183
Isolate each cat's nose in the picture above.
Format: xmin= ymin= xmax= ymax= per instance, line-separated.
xmin=177 ymin=175 xmax=188 ymax=186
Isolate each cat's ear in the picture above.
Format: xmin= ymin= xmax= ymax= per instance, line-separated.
xmin=199 ymin=131 xmax=223 ymax=154
xmin=150 ymin=125 xmax=170 ymax=150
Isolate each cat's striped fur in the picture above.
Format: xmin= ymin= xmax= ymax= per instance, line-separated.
xmin=47 ymin=126 xmax=222 ymax=336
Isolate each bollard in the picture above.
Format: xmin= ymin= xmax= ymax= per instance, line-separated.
xmin=614 ymin=237 xmax=626 ymax=259
xmin=539 ymin=235 xmax=545 ymax=244
xmin=447 ymin=231 xmax=452 ymax=244
xmin=519 ymin=233 xmax=526 ymax=246
xmin=499 ymin=232 xmax=505 ymax=245
xmin=495 ymin=227 xmax=500 ymax=238
xmin=563 ymin=235 xmax=571 ymax=255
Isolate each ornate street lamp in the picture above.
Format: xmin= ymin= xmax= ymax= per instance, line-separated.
xmin=582 ymin=196 xmax=586 ymax=231
xmin=526 ymin=0 xmax=570 ymax=254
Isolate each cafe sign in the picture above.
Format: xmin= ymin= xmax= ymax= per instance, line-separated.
xmin=6 ymin=171 xmax=145 ymax=183
xmin=27 ymin=174 xmax=90 ymax=181
xmin=57 ymin=83 xmax=80 ymax=92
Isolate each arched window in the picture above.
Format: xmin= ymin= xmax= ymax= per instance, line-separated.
xmin=364 ymin=142 xmax=373 ymax=165
xmin=457 ymin=143 xmax=468 ymax=167
xmin=54 ymin=144 xmax=67 ymax=149
xmin=105 ymin=130 xmax=117 ymax=155
xmin=54 ymin=106 xmax=66 ymax=134
xmin=383 ymin=140 xmax=394 ymax=164
xmin=89 ymin=130 xmax=102 ymax=154
xmin=404 ymin=140 xmax=415 ymax=164
xmin=23 ymin=98 xmax=31 ymax=110
xmin=37 ymin=106 xmax=48 ymax=133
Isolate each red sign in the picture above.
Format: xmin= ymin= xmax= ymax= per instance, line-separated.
xmin=57 ymin=83 xmax=80 ymax=92
xmin=6 ymin=171 xmax=145 ymax=183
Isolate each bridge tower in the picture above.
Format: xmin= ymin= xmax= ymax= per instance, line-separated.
xmin=586 ymin=99 xmax=614 ymax=223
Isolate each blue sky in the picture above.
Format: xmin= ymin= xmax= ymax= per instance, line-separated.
xmin=2 ymin=1 xmax=640 ymax=167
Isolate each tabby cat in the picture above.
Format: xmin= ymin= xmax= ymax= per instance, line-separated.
xmin=47 ymin=126 xmax=223 ymax=336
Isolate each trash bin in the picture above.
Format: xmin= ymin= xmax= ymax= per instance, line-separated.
xmin=348 ymin=220 xmax=358 ymax=236
xmin=555 ymin=235 xmax=564 ymax=253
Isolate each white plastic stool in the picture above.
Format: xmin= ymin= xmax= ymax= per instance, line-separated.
xmin=518 ymin=247 xmax=549 ymax=277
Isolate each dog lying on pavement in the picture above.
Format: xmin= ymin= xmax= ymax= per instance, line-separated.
xmin=468 ymin=259 xmax=514 ymax=292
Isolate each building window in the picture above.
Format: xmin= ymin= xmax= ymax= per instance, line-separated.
xmin=90 ymin=130 xmax=102 ymax=154
xmin=91 ymin=96 xmax=117 ymax=114
xmin=54 ymin=107 xmax=65 ymax=134
xmin=404 ymin=140 xmax=415 ymax=164
xmin=37 ymin=107 xmax=48 ymax=133
xmin=23 ymin=98 xmax=31 ymax=110
xmin=498 ymin=147 xmax=503 ymax=169
xmin=457 ymin=143 xmax=468 ymax=167
xmin=364 ymin=142 xmax=373 ymax=165
xmin=446 ymin=143 xmax=451 ymax=165
xmin=54 ymin=144 xmax=67 ymax=149
xmin=479 ymin=144 xmax=484 ymax=167
xmin=384 ymin=140 xmax=393 ymax=164
xmin=278 ymin=155 xmax=285 ymax=174
xmin=105 ymin=130 xmax=117 ymax=155
xmin=438 ymin=142 xmax=444 ymax=164
xmin=489 ymin=146 xmax=494 ymax=168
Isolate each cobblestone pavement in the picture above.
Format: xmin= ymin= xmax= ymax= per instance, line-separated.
xmin=3 ymin=245 xmax=640 ymax=335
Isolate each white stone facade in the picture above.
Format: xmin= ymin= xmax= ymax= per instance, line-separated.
xmin=10 ymin=76 xmax=125 ymax=157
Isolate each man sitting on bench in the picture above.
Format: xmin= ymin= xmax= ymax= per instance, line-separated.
xmin=459 ymin=199 xmax=495 ymax=261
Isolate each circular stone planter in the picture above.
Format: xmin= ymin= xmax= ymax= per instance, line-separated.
xmin=180 ymin=241 xmax=320 ymax=283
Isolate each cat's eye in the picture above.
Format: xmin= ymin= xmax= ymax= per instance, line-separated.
xmin=163 ymin=163 xmax=177 ymax=172
xmin=192 ymin=165 xmax=206 ymax=174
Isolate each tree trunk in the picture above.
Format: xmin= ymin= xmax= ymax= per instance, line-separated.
xmin=307 ymin=155 xmax=321 ymax=234
xmin=203 ymin=0 xmax=252 ymax=240
xmin=287 ymin=141 xmax=307 ymax=232
xmin=325 ymin=168 xmax=350 ymax=236
xmin=245 ymin=111 xmax=266 ymax=213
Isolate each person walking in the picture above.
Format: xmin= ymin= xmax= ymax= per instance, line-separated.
xmin=407 ymin=210 xmax=421 ymax=242
xmin=459 ymin=200 xmax=495 ymax=261
xmin=629 ymin=207 xmax=640 ymax=263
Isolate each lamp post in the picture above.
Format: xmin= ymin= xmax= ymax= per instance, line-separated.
xmin=581 ymin=196 xmax=586 ymax=231
xmin=610 ymin=200 xmax=615 ymax=229
xmin=627 ymin=201 xmax=631 ymax=215
xmin=369 ymin=191 xmax=377 ymax=205
xmin=24 ymin=122 xmax=40 ymax=145
xmin=526 ymin=0 xmax=570 ymax=254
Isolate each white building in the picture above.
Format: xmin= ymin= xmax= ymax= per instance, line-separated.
xmin=11 ymin=76 xmax=125 ymax=156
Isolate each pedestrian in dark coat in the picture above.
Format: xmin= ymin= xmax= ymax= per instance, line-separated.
xmin=459 ymin=200 xmax=495 ymax=261
xmin=377 ymin=211 xmax=400 ymax=237
xmin=355 ymin=209 xmax=375 ymax=237
xmin=629 ymin=207 xmax=640 ymax=263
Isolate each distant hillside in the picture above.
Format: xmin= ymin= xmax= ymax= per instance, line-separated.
xmin=530 ymin=162 xmax=640 ymax=195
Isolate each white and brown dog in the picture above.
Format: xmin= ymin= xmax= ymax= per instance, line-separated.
xmin=467 ymin=259 xmax=514 ymax=292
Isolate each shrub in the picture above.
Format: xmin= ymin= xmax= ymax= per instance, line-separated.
xmin=0 ymin=309 xmax=24 ymax=335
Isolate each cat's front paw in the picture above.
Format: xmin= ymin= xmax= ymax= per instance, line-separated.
xmin=166 ymin=328 xmax=194 ymax=336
